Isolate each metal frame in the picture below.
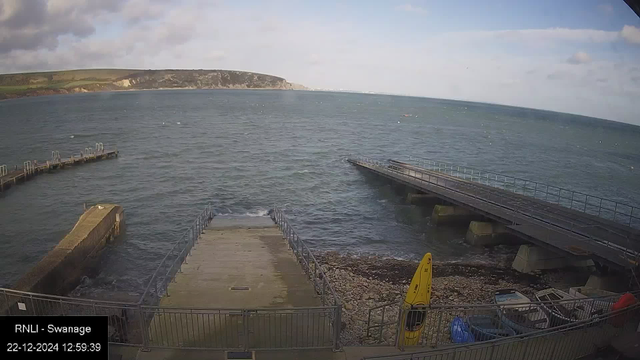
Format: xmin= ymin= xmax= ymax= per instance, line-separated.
xmin=51 ymin=151 xmax=60 ymax=163
xmin=141 ymin=305 xmax=336 ymax=350
xmin=139 ymin=204 xmax=214 ymax=305
xmin=1 ymin=287 xmax=144 ymax=346
xmin=23 ymin=161 xmax=34 ymax=175
xmin=0 ymin=165 xmax=7 ymax=177
xmin=363 ymin=302 xmax=640 ymax=360
xmin=366 ymin=291 xmax=635 ymax=349
xmin=270 ymin=207 xmax=342 ymax=350
xmin=270 ymin=208 xmax=340 ymax=308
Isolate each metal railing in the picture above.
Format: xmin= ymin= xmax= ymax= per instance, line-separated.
xmin=366 ymin=291 xmax=634 ymax=349
xmin=404 ymin=156 xmax=640 ymax=230
xmin=0 ymin=287 xmax=337 ymax=350
xmin=139 ymin=204 xmax=214 ymax=305
xmin=363 ymin=301 xmax=640 ymax=360
xmin=270 ymin=207 xmax=342 ymax=349
xmin=0 ymin=287 xmax=145 ymax=345
xmin=350 ymin=156 xmax=639 ymax=263
xmin=142 ymin=306 xmax=336 ymax=350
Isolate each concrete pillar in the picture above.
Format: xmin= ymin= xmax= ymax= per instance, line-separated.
xmin=569 ymin=286 xmax=618 ymax=298
xmin=584 ymin=275 xmax=627 ymax=293
xmin=465 ymin=221 xmax=521 ymax=246
xmin=431 ymin=205 xmax=483 ymax=226
xmin=512 ymin=245 xmax=594 ymax=273
xmin=406 ymin=193 xmax=440 ymax=206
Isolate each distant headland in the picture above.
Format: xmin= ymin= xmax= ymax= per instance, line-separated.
xmin=0 ymin=69 xmax=307 ymax=99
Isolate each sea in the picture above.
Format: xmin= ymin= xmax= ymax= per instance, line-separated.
xmin=0 ymin=89 xmax=639 ymax=298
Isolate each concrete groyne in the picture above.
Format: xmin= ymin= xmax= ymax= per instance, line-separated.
xmin=12 ymin=204 xmax=125 ymax=295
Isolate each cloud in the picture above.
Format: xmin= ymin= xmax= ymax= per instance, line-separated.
xmin=598 ymin=3 xmax=613 ymax=14
xmin=466 ymin=28 xmax=618 ymax=44
xmin=620 ymin=25 xmax=640 ymax=44
xmin=0 ymin=0 xmax=125 ymax=54
xmin=567 ymin=51 xmax=591 ymax=65
xmin=395 ymin=4 xmax=427 ymax=14
xmin=122 ymin=0 xmax=169 ymax=23
xmin=0 ymin=1 xmax=639 ymax=124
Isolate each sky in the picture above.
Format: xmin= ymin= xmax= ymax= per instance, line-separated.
xmin=1 ymin=0 xmax=640 ymax=124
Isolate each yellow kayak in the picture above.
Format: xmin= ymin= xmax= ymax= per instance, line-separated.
xmin=402 ymin=253 xmax=432 ymax=346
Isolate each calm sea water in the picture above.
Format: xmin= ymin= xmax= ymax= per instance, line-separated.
xmin=1 ymin=90 xmax=639 ymax=298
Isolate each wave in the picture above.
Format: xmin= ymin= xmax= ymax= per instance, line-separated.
xmin=243 ymin=209 xmax=269 ymax=217
xmin=214 ymin=208 xmax=270 ymax=217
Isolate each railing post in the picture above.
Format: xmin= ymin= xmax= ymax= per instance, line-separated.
xmin=598 ymin=198 xmax=603 ymax=217
xmin=395 ymin=307 xmax=406 ymax=351
xmin=333 ymin=305 xmax=342 ymax=351
xmin=139 ymin=305 xmax=150 ymax=351
xmin=379 ymin=305 xmax=386 ymax=342
xmin=243 ymin=309 xmax=250 ymax=351
xmin=322 ymin=278 xmax=327 ymax=306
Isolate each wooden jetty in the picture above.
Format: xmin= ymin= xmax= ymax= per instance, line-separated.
xmin=0 ymin=143 xmax=118 ymax=193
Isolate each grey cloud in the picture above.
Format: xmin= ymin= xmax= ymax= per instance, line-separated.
xmin=0 ymin=0 xmax=128 ymax=54
xmin=1 ymin=0 xmax=48 ymax=29
xmin=0 ymin=29 xmax=57 ymax=54
xmin=122 ymin=0 xmax=172 ymax=23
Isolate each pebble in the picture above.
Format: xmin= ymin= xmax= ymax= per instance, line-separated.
xmin=316 ymin=251 xmax=551 ymax=346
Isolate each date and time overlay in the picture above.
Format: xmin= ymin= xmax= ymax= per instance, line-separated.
xmin=2 ymin=316 xmax=107 ymax=359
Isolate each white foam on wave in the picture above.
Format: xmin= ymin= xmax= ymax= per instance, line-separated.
xmin=243 ymin=209 xmax=269 ymax=217
xmin=295 ymin=169 xmax=310 ymax=174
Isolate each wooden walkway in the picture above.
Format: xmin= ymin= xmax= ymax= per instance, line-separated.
xmin=349 ymin=158 xmax=640 ymax=270
xmin=0 ymin=148 xmax=118 ymax=193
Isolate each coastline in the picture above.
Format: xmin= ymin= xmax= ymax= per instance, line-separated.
xmin=316 ymin=251 xmax=590 ymax=345
xmin=0 ymin=86 xmax=305 ymax=101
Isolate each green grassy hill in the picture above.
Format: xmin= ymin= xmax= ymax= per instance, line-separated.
xmin=0 ymin=69 xmax=304 ymax=99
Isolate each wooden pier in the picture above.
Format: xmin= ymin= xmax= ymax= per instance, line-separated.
xmin=0 ymin=144 xmax=118 ymax=194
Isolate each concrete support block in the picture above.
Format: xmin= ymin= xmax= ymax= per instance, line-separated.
xmin=406 ymin=193 xmax=440 ymax=206
xmin=584 ymin=275 xmax=627 ymax=293
xmin=431 ymin=205 xmax=483 ymax=226
xmin=465 ymin=221 xmax=520 ymax=246
xmin=512 ymin=245 xmax=594 ymax=273
xmin=569 ymin=286 xmax=618 ymax=299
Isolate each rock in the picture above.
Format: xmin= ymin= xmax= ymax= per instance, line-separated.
xmin=314 ymin=251 xmax=548 ymax=346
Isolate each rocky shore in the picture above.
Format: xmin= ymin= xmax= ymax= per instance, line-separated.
xmin=316 ymin=251 xmax=582 ymax=346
